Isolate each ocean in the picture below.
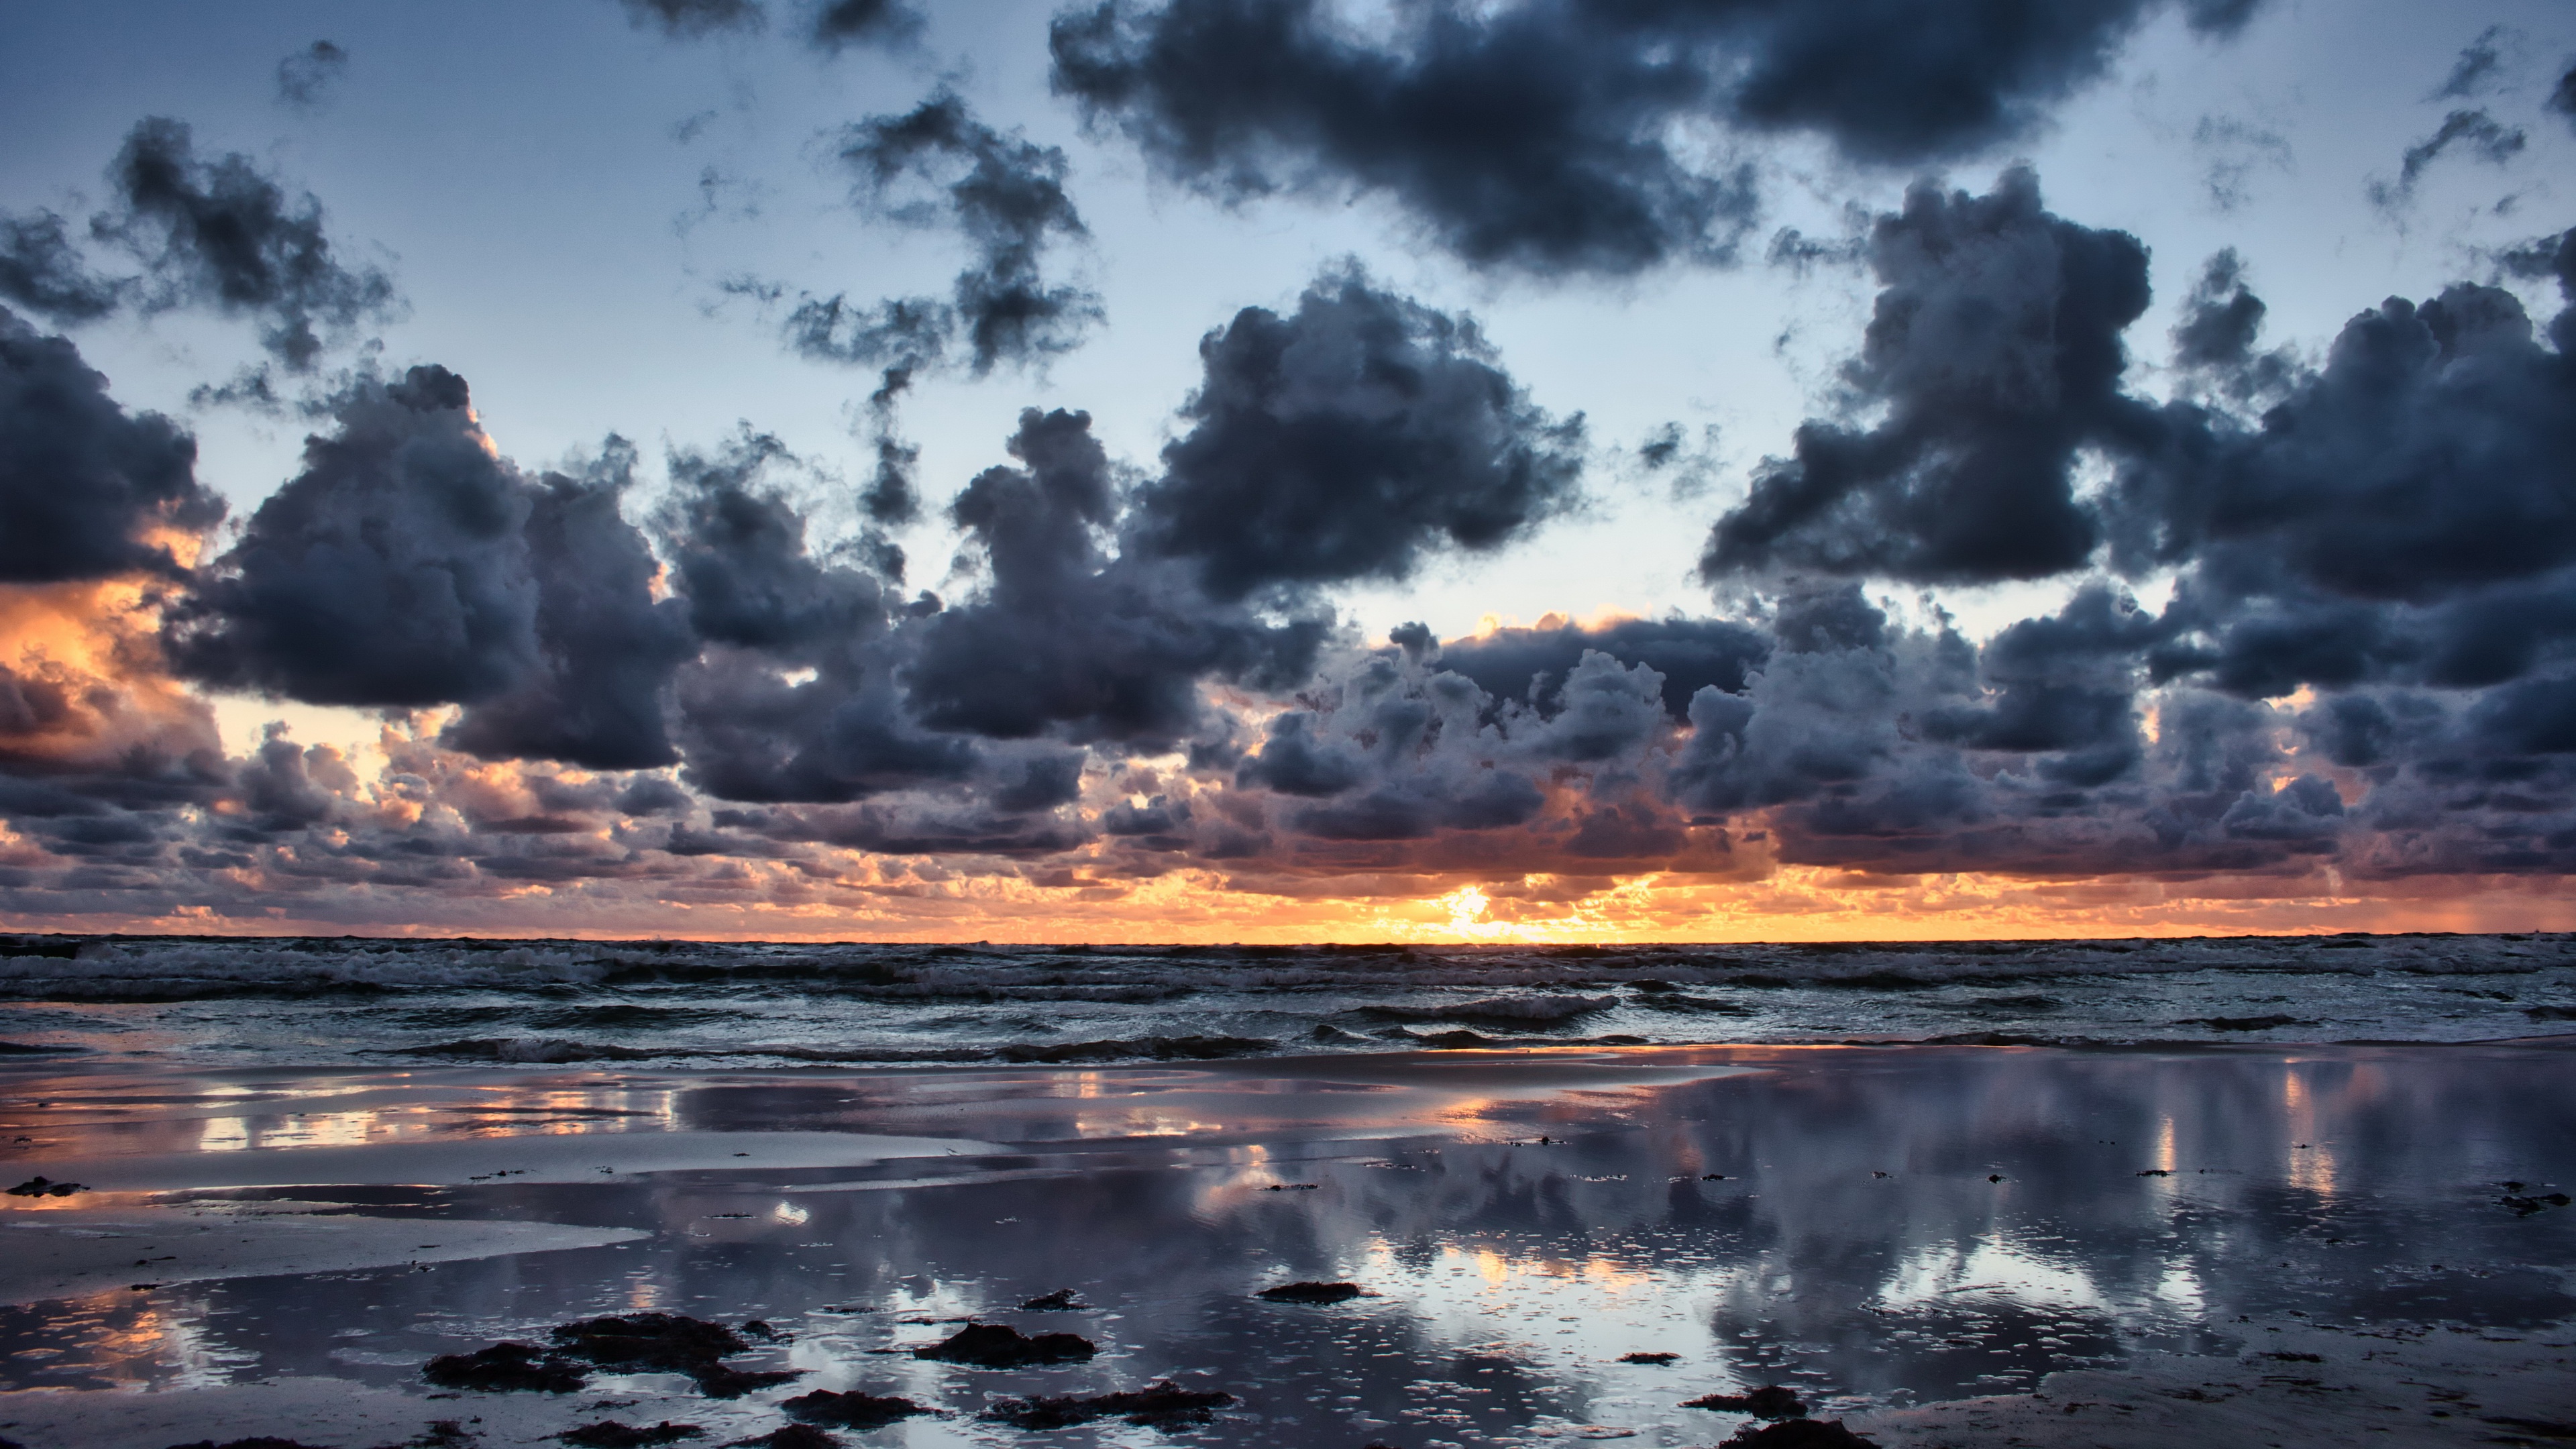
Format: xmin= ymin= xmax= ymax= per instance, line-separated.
xmin=3 ymin=930 xmax=2571 ymax=1068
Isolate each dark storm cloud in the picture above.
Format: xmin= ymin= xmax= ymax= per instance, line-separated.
xmin=0 ymin=308 xmax=221 ymax=584
xmin=619 ymin=0 xmax=765 ymax=37
xmin=166 ymin=367 xmax=688 ymax=771
xmin=859 ymin=364 xmax=922 ymax=531
xmin=2129 ymin=251 xmax=2576 ymax=610
xmin=810 ymin=0 xmax=924 ymax=50
xmin=2168 ymin=248 xmax=2294 ymax=402
xmin=441 ymin=441 xmax=697 ymax=770
xmin=2432 ymin=25 xmax=2512 ymax=99
xmin=1703 ymin=167 xmax=2155 ymax=585
xmin=274 ymin=40 xmax=348 ymax=110
xmin=905 ymin=407 xmax=1328 ymax=745
xmin=1432 ymin=616 xmax=1768 ymax=721
xmin=2552 ymin=63 xmax=2576 ymax=133
xmin=166 ymin=366 xmax=541 ymax=706
xmin=95 ymin=118 xmax=398 ymax=370
xmin=653 ymin=428 xmax=977 ymax=804
xmin=0 ymin=212 xmax=125 ymax=325
xmin=1130 ymin=270 xmax=1585 ymax=600
xmin=2370 ymin=109 xmax=2528 ymax=213
xmin=785 ymin=93 xmax=1101 ymax=375
xmin=619 ymin=0 xmax=924 ymax=48
xmin=1049 ymin=0 xmax=2253 ymax=276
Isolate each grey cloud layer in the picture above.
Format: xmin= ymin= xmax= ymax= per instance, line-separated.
xmin=1050 ymin=0 xmax=2257 ymax=276
xmin=3 ymin=156 xmax=2573 ymax=921
xmin=0 ymin=117 xmax=396 ymax=370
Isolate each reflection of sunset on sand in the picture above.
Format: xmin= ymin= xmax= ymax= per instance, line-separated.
xmin=4 ymin=1044 xmax=2571 ymax=1446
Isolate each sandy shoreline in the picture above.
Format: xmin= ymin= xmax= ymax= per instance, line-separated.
xmin=3 ymin=1043 xmax=2571 ymax=1448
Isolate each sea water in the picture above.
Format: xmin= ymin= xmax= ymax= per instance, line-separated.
xmin=1 ymin=932 xmax=2571 ymax=1068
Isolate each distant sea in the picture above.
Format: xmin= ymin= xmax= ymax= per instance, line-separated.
xmin=3 ymin=932 xmax=2570 ymax=1069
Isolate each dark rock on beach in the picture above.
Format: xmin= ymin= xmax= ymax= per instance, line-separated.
xmin=981 ymin=1380 xmax=1236 ymax=1429
xmin=914 ymin=1322 xmax=1097 ymax=1366
xmin=1019 ymin=1289 xmax=1085 ymax=1310
xmin=1257 ymin=1281 xmax=1366 ymax=1303
xmin=549 ymin=1313 xmax=800 ymax=1398
xmin=164 ymin=1441 xmax=333 ymax=1449
xmin=1684 ymin=1385 xmax=1809 ymax=1419
xmin=781 ymin=1389 xmax=932 ymax=1430
xmin=1620 ymin=1351 xmax=1680 ymax=1364
xmin=427 ymin=1313 xmax=798 ymax=1397
xmin=7 ymin=1175 xmax=84 ymax=1197
xmin=728 ymin=1429 xmax=837 ymax=1449
xmin=2502 ymin=1191 xmax=2572 ymax=1215
xmin=423 ymin=1341 xmax=590 ymax=1393
xmin=557 ymin=1424 xmax=706 ymax=1448
xmin=1719 ymin=1420 xmax=1879 ymax=1448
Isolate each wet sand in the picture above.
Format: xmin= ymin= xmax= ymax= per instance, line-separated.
xmin=3 ymin=1042 xmax=2571 ymax=1447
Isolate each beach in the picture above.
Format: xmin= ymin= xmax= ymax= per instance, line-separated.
xmin=4 ymin=1040 xmax=2571 ymax=1447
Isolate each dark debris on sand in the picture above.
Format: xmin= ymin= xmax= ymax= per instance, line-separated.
xmin=782 ymin=1389 xmax=933 ymax=1429
xmin=427 ymin=1313 xmax=799 ymax=1398
xmin=1018 ymin=1289 xmax=1086 ymax=1310
xmin=1684 ymin=1385 xmax=1809 ymax=1419
xmin=1257 ymin=1281 xmax=1366 ymax=1303
xmin=164 ymin=1440 xmax=332 ymax=1449
xmin=558 ymin=1424 xmax=705 ymax=1448
xmin=7 ymin=1175 xmax=84 ymax=1196
xmin=1719 ymin=1419 xmax=1879 ymax=1448
xmin=2502 ymin=1189 xmax=2572 ymax=1215
xmin=1619 ymin=1351 xmax=1680 ymax=1364
xmin=424 ymin=1342 xmax=590 ymax=1393
xmin=981 ymin=1380 xmax=1236 ymax=1430
xmin=914 ymin=1322 xmax=1097 ymax=1366
xmin=727 ymin=1428 xmax=837 ymax=1449
xmin=552 ymin=1313 xmax=800 ymax=1398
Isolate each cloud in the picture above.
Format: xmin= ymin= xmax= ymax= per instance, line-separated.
xmin=618 ymin=0 xmax=765 ymax=38
xmin=1050 ymin=0 xmax=2254 ymax=277
xmin=13 ymin=204 xmax=2576 ymax=924
xmin=95 ymin=117 xmax=400 ymax=369
xmin=0 ymin=309 xmax=222 ymax=584
xmin=1128 ymin=268 xmax=1585 ymax=599
xmin=654 ymin=427 xmax=972 ymax=802
xmin=275 ymin=40 xmax=348 ymax=111
xmin=2369 ymin=109 xmax=2528 ymax=213
xmin=166 ymin=366 xmax=688 ymax=771
xmin=1432 ymin=615 xmax=1767 ymax=721
xmin=779 ymin=93 xmax=1100 ymax=375
xmin=2432 ymin=25 xmax=2513 ymax=100
xmin=619 ymin=0 xmax=924 ymax=49
xmin=1703 ymin=167 xmax=2155 ymax=585
xmin=0 ymin=212 xmax=126 ymax=325
xmin=810 ymin=0 xmax=924 ymax=50
xmin=2553 ymin=62 xmax=2576 ymax=134
xmin=905 ymin=407 xmax=1327 ymax=745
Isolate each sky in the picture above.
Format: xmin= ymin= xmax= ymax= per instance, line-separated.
xmin=1 ymin=0 xmax=2573 ymax=943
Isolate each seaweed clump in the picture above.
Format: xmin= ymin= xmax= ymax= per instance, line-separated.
xmin=914 ymin=1322 xmax=1096 ymax=1366
xmin=426 ymin=1313 xmax=799 ymax=1398
xmin=557 ymin=1424 xmax=705 ymax=1448
xmin=982 ymin=1381 xmax=1236 ymax=1429
xmin=1257 ymin=1281 xmax=1365 ymax=1303
xmin=781 ymin=1389 xmax=933 ymax=1429
xmin=1684 ymin=1385 xmax=1808 ymax=1419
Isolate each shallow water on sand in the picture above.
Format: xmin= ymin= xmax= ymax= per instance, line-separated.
xmin=3 ymin=1043 xmax=2572 ymax=1446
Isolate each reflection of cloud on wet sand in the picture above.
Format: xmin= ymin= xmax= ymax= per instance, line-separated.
xmin=1 ymin=1044 xmax=2571 ymax=1444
